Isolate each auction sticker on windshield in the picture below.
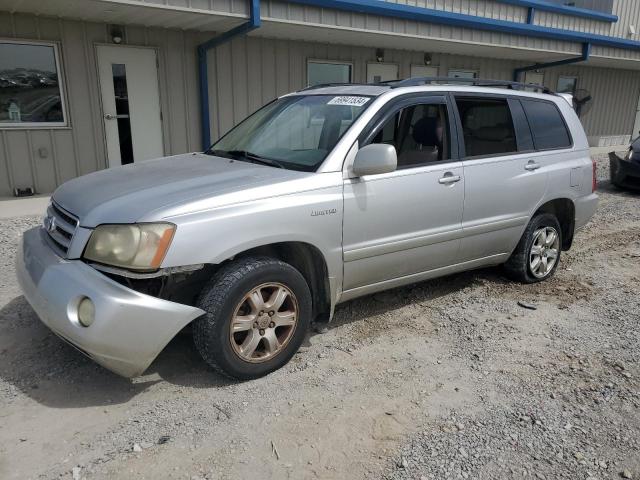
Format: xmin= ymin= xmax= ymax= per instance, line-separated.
xmin=327 ymin=96 xmax=370 ymax=107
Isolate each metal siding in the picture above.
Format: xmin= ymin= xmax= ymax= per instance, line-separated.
xmin=0 ymin=12 xmax=203 ymax=196
xmin=609 ymin=0 xmax=640 ymax=40
xmin=263 ymin=0 xmax=590 ymax=54
xmin=205 ymin=36 xmax=639 ymax=145
xmin=272 ymin=0 xmax=638 ymax=42
xmin=104 ymin=0 xmax=248 ymax=15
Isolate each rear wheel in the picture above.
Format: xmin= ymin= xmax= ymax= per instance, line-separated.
xmin=193 ymin=257 xmax=312 ymax=380
xmin=504 ymin=213 xmax=562 ymax=283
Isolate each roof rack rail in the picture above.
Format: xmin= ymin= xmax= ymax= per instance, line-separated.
xmin=299 ymin=82 xmax=367 ymax=91
xmin=381 ymin=77 xmax=556 ymax=94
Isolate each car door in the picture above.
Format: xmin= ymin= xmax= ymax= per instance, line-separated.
xmin=453 ymin=94 xmax=548 ymax=262
xmin=342 ymin=95 xmax=464 ymax=293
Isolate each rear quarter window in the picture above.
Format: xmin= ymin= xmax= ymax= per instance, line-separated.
xmin=521 ymin=99 xmax=572 ymax=150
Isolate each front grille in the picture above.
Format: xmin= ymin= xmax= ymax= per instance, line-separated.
xmin=43 ymin=202 xmax=79 ymax=256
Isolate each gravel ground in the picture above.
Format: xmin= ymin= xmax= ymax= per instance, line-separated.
xmin=0 ymin=153 xmax=638 ymax=480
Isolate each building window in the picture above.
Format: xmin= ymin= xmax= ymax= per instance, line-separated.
xmin=0 ymin=40 xmax=66 ymax=127
xmin=557 ymin=76 xmax=577 ymax=94
xmin=545 ymin=0 xmax=613 ymax=14
xmin=410 ymin=65 xmax=439 ymax=79
xmin=448 ymin=69 xmax=477 ymax=79
xmin=307 ymin=60 xmax=352 ymax=87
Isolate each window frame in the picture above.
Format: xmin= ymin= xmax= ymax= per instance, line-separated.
xmin=451 ymin=93 xmax=521 ymax=160
xmin=306 ymin=59 xmax=353 ymax=87
xmin=520 ymin=97 xmax=574 ymax=152
xmin=0 ymin=38 xmax=69 ymax=129
xmin=359 ymin=92 xmax=460 ymax=169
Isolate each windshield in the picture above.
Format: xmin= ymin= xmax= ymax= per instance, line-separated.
xmin=208 ymin=94 xmax=372 ymax=171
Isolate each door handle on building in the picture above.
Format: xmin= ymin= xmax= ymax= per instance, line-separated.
xmin=438 ymin=173 xmax=461 ymax=185
xmin=525 ymin=161 xmax=541 ymax=171
xmin=104 ymin=114 xmax=129 ymax=120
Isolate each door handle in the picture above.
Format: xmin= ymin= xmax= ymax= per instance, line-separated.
xmin=525 ymin=161 xmax=541 ymax=171
xmin=104 ymin=114 xmax=129 ymax=120
xmin=438 ymin=173 xmax=461 ymax=185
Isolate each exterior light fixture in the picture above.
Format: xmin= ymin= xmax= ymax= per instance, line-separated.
xmin=110 ymin=25 xmax=124 ymax=44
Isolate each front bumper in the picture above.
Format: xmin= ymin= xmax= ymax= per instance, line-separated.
xmin=609 ymin=152 xmax=640 ymax=188
xmin=16 ymin=227 xmax=205 ymax=377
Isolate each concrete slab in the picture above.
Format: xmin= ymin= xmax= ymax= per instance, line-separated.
xmin=590 ymin=145 xmax=627 ymax=155
xmin=0 ymin=195 xmax=50 ymax=219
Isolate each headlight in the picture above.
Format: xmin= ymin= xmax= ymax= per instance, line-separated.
xmin=83 ymin=223 xmax=176 ymax=271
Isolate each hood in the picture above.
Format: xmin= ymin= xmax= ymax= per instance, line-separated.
xmin=53 ymin=153 xmax=308 ymax=227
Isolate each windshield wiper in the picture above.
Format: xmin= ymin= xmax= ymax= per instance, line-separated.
xmin=205 ymin=149 xmax=235 ymax=159
xmin=225 ymin=150 xmax=286 ymax=169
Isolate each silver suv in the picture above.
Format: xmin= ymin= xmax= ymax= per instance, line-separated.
xmin=16 ymin=79 xmax=598 ymax=379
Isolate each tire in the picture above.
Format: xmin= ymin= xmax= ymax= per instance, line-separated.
xmin=609 ymin=158 xmax=623 ymax=189
xmin=504 ymin=213 xmax=562 ymax=284
xmin=193 ymin=256 xmax=312 ymax=380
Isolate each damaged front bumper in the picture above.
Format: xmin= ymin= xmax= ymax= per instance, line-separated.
xmin=609 ymin=151 xmax=640 ymax=189
xmin=16 ymin=227 xmax=205 ymax=377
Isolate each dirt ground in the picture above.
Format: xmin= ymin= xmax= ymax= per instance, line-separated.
xmin=0 ymin=154 xmax=638 ymax=480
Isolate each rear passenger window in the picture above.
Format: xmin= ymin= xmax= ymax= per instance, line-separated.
xmin=455 ymin=98 xmax=517 ymax=157
xmin=521 ymin=99 xmax=571 ymax=150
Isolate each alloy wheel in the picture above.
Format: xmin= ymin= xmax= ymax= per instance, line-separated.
xmin=229 ymin=282 xmax=298 ymax=363
xmin=529 ymin=226 xmax=560 ymax=279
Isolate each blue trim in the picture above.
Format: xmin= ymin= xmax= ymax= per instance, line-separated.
xmin=198 ymin=0 xmax=260 ymax=151
xmin=497 ymin=0 xmax=616 ymax=22
xmin=513 ymin=42 xmax=591 ymax=81
xmin=287 ymin=0 xmax=638 ymax=50
xmin=526 ymin=6 xmax=535 ymax=24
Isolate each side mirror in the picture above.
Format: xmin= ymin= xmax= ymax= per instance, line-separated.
xmin=351 ymin=144 xmax=397 ymax=177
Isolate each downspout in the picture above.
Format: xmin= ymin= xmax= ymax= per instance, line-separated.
xmin=198 ymin=0 xmax=261 ymax=151
xmin=526 ymin=7 xmax=535 ymax=24
xmin=513 ymin=42 xmax=591 ymax=82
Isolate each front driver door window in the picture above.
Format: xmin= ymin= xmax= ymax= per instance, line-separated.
xmin=341 ymin=96 xmax=465 ymax=293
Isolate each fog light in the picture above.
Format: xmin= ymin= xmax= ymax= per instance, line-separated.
xmin=77 ymin=297 xmax=95 ymax=327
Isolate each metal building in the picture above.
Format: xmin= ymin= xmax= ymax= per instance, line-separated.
xmin=1 ymin=0 xmax=640 ymax=196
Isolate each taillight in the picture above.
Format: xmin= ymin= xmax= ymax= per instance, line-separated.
xmin=591 ymin=157 xmax=597 ymax=192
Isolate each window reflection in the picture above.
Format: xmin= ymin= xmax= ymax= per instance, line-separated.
xmin=0 ymin=42 xmax=64 ymax=125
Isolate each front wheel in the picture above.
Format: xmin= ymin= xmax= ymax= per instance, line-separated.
xmin=193 ymin=257 xmax=312 ymax=380
xmin=504 ymin=213 xmax=562 ymax=283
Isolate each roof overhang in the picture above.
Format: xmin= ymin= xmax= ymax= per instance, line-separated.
xmin=0 ymin=0 xmax=246 ymax=32
xmin=258 ymin=18 xmax=640 ymax=71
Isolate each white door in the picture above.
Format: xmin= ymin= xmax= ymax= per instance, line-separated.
xmin=367 ymin=63 xmax=399 ymax=83
xmin=410 ymin=65 xmax=439 ymax=78
xmin=97 ymin=45 xmax=164 ymax=168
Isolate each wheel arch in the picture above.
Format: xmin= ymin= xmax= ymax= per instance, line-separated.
xmin=534 ymin=198 xmax=575 ymax=251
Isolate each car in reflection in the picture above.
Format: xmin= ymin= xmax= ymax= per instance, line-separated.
xmin=20 ymin=95 xmax=62 ymax=122
xmin=609 ymin=136 xmax=640 ymax=189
